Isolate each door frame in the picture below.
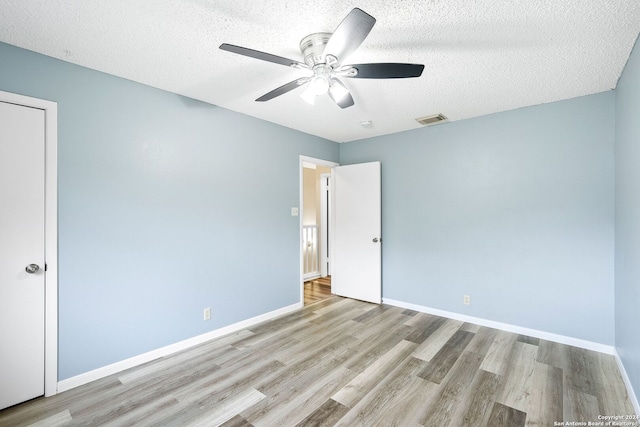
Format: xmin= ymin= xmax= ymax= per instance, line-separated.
xmin=319 ymin=173 xmax=331 ymax=277
xmin=1 ymin=90 xmax=58 ymax=397
xmin=299 ymin=156 xmax=339 ymax=304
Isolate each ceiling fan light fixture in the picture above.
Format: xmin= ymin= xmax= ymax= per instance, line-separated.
xmin=300 ymin=84 xmax=318 ymax=105
xmin=301 ymin=73 xmax=332 ymax=105
xmin=310 ymin=75 xmax=330 ymax=95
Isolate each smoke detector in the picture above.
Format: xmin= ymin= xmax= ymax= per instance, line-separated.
xmin=416 ymin=114 xmax=448 ymax=126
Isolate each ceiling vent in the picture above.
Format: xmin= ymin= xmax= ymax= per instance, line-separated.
xmin=416 ymin=113 xmax=448 ymax=126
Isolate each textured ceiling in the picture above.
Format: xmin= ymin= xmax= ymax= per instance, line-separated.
xmin=1 ymin=0 xmax=639 ymax=142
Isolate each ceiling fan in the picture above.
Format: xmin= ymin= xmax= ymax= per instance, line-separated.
xmin=219 ymin=8 xmax=424 ymax=108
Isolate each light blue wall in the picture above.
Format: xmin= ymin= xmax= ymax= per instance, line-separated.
xmin=615 ymin=36 xmax=640 ymax=404
xmin=0 ymin=42 xmax=339 ymax=379
xmin=341 ymin=93 xmax=616 ymax=345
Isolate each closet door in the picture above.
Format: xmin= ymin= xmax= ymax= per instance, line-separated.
xmin=0 ymin=100 xmax=46 ymax=409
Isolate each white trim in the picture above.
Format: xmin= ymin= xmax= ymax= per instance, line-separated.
xmin=0 ymin=90 xmax=58 ymax=397
xmin=302 ymin=161 xmax=317 ymax=169
xmin=58 ymin=302 xmax=302 ymax=392
xmin=614 ymin=351 xmax=640 ymax=415
xmin=300 ymin=156 xmax=338 ymax=169
xmin=299 ymin=156 xmax=339 ymax=304
xmin=320 ymin=173 xmax=331 ymax=278
xmin=383 ymin=298 xmax=616 ymax=355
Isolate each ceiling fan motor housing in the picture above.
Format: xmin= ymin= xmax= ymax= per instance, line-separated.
xmin=300 ymin=33 xmax=332 ymax=66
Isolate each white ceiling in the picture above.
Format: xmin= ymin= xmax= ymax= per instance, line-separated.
xmin=1 ymin=1 xmax=639 ymax=143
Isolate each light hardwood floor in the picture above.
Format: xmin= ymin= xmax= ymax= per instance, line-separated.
xmin=303 ymin=276 xmax=332 ymax=305
xmin=1 ymin=296 xmax=636 ymax=426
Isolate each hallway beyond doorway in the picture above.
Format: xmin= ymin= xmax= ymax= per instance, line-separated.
xmin=304 ymin=276 xmax=332 ymax=305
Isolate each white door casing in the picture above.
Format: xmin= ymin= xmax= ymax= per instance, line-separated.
xmin=332 ymin=161 xmax=382 ymax=304
xmin=0 ymin=91 xmax=58 ymax=405
xmin=320 ymin=173 xmax=331 ymax=277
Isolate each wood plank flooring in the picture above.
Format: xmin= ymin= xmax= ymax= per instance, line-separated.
xmin=1 ymin=296 xmax=636 ymax=426
xmin=303 ymin=276 xmax=332 ymax=305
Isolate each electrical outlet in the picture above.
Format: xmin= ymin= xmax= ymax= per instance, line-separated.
xmin=203 ymin=307 xmax=211 ymax=320
xmin=463 ymin=295 xmax=471 ymax=305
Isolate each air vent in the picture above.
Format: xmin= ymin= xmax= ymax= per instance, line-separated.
xmin=416 ymin=113 xmax=448 ymax=126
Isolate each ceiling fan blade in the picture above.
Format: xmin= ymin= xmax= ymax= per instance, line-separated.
xmin=323 ymin=8 xmax=376 ymax=63
xmin=328 ymin=79 xmax=354 ymax=108
xmin=256 ymin=78 xmax=310 ymax=102
xmin=220 ymin=43 xmax=307 ymax=68
xmin=346 ymin=63 xmax=425 ymax=79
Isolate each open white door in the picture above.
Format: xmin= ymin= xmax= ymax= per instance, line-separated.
xmin=0 ymin=101 xmax=46 ymax=409
xmin=332 ymin=162 xmax=381 ymax=304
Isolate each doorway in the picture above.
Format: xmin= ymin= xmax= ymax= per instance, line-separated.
xmin=299 ymin=156 xmax=338 ymax=305
xmin=0 ymin=90 xmax=58 ymax=406
xmin=299 ymin=157 xmax=383 ymax=306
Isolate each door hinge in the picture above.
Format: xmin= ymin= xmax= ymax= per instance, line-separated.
xmin=44 ymin=264 xmax=47 ymax=272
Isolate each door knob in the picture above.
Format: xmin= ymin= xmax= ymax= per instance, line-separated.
xmin=25 ymin=264 xmax=40 ymax=274
xmin=372 ymin=238 xmax=379 ymax=243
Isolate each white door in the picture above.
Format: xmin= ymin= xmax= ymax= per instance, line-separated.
xmin=0 ymin=101 xmax=46 ymax=410
xmin=332 ymin=161 xmax=381 ymax=304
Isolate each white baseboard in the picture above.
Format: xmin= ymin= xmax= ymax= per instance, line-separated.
xmin=57 ymin=302 xmax=302 ymax=393
xmin=614 ymin=352 xmax=640 ymax=416
xmin=383 ymin=298 xmax=616 ymax=355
